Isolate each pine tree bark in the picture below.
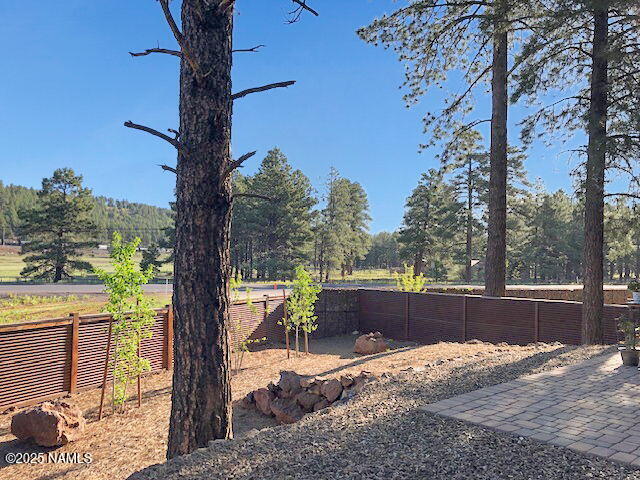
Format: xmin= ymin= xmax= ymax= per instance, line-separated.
xmin=465 ymin=158 xmax=473 ymax=283
xmin=167 ymin=2 xmax=233 ymax=458
xmin=582 ymin=4 xmax=608 ymax=345
xmin=484 ymin=8 xmax=508 ymax=297
xmin=413 ymin=247 xmax=425 ymax=276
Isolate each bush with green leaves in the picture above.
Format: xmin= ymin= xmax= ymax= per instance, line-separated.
xmin=95 ymin=232 xmax=155 ymax=408
xmin=286 ymin=266 xmax=321 ymax=354
xmin=628 ymin=280 xmax=640 ymax=293
xmin=394 ymin=264 xmax=426 ymax=293
xmin=618 ymin=315 xmax=638 ymax=350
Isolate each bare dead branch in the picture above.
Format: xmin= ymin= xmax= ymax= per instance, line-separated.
xmin=290 ymin=0 xmax=319 ymax=17
xmin=604 ymin=192 xmax=640 ymax=200
xmin=233 ymin=45 xmax=266 ymax=53
xmin=232 ymin=81 xmax=296 ymax=100
xmin=223 ymin=151 xmax=257 ymax=179
xmin=124 ymin=121 xmax=179 ymax=148
xmin=232 ymin=193 xmax=273 ymax=202
xmin=129 ymin=48 xmax=181 ymax=57
xmin=159 ymin=164 xmax=177 ymax=174
xmin=158 ymin=0 xmax=199 ymax=74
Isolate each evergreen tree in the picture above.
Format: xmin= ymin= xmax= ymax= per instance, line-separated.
xmin=0 ymin=181 xmax=173 ymax=246
xmin=398 ymin=169 xmax=463 ymax=277
xmin=20 ymin=168 xmax=97 ymax=282
xmin=358 ymin=0 xmax=532 ymax=295
xmin=362 ymin=232 xmax=400 ymax=270
xmin=140 ymin=245 xmax=164 ymax=276
xmin=315 ymin=169 xmax=371 ymax=281
xmin=242 ymin=148 xmax=316 ymax=280
xmin=513 ymin=0 xmax=640 ymax=342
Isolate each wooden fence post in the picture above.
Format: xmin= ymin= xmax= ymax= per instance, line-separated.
xmin=404 ymin=292 xmax=410 ymax=340
xmin=164 ymin=305 xmax=174 ymax=370
xmin=461 ymin=296 xmax=467 ymax=342
xmin=69 ymin=312 xmax=79 ymax=394
xmin=534 ymin=301 xmax=540 ymax=343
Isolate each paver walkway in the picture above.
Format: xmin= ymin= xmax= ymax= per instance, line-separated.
xmin=420 ymin=352 xmax=640 ymax=466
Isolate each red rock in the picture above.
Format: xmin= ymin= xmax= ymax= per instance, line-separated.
xmin=300 ymin=377 xmax=317 ymax=389
xmin=241 ymin=392 xmax=255 ymax=410
xmin=321 ymin=378 xmax=343 ymax=402
xmin=11 ymin=401 xmax=85 ymax=447
xmin=253 ymin=388 xmax=275 ymax=416
xmin=354 ymin=333 xmax=388 ymax=355
xmin=295 ymin=391 xmax=322 ymax=412
xmin=270 ymin=398 xmax=304 ymax=424
xmin=308 ymin=379 xmax=325 ymax=396
xmin=353 ymin=371 xmax=376 ymax=392
xmin=339 ymin=374 xmax=354 ymax=388
xmin=313 ymin=399 xmax=330 ymax=411
xmin=278 ymin=371 xmax=303 ymax=398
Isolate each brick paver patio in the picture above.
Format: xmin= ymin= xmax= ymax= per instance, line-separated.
xmin=420 ymin=352 xmax=640 ymax=466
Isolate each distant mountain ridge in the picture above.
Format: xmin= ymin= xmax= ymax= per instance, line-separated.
xmin=0 ymin=181 xmax=173 ymax=246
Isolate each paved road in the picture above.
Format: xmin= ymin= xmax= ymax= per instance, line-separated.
xmin=0 ymin=282 xmax=291 ymax=299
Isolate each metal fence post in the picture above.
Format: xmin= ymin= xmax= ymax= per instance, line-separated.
xmin=164 ymin=305 xmax=174 ymax=369
xmin=69 ymin=312 xmax=80 ymax=394
xmin=405 ymin=292 xmax=410 ymax=340
xmin=461 ymin=296 xmax=467 ymax=342
xmin=534 ymin=302 xmax=540 ymax=343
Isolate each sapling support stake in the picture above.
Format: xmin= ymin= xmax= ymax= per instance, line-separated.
xmin=137 ymin=333 xmax=142 ymax=408
xmin=283 ymin=288 xmax=290 ymax=359
xmin=98 ymin=314 xmax=114 ymax=420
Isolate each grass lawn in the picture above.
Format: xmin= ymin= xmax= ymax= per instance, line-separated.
xmin=0 ymin=251 xmax=173 ymax=280
xmin=0 ymin=293 xmax=172 ymax=325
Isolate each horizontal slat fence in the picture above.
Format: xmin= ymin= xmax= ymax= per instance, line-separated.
xmin=1 ymin=289 xmax=631 ymax=411
xmin=359 ymin=290 xmax=629 ymax=346
xmin=0 ymin=296 xmax=287 ymax=411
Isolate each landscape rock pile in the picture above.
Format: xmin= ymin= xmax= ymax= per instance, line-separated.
xmin=11 ymin=401 xmax=85 ymax=447
xmin=353 ymin=331 xmax=388 ymax=355
xmin=242 ymin=370 xmax=375 ymax=424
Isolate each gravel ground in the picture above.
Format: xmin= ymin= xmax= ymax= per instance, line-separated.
xmin=130 ymin=344 xmax=640 ymax=480
xmin=0 ymin=335 xmax=536 ymax=480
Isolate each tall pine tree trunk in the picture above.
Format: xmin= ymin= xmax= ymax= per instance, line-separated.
xmin=413 ymin=247 xmax=425 ymax=276
xmin=167 ymin=2 xmax=233 ymax=458
xmin=465 ymin=158 xmax=473 ymax=283
xmin=582 ymin=4 xmax=608 ymax=345
xmin=485 ymin=7 xmax=508 ymax=297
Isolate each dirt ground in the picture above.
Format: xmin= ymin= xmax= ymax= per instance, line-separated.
xmin=0 ymin=334 xmax=564 ymax=480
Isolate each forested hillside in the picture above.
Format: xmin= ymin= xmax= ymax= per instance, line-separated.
xmin=0 ymin=181 xmax=172 ymax=246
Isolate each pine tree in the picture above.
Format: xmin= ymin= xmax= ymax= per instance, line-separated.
xmin=398 ymin=169 xmax=463 ymax=277
xmin=140 ymin=245 xmax=164 ymax=276
xmin=125 ymin=1 xmax=319 ymax=456
xmin=315 ymin=169 xmax=371 ymax=281
xmin=245 ymin=148 xmax=316 ymax=280
xmin=362 ymin=232 xmax=400 ymax=270
xmin=358 ymin=0 xmax=533 ymax=295
xmin=20 ymin=168 xmax=97 ymax=282
xmin=513 ymin=0 xmax=640 ymax=342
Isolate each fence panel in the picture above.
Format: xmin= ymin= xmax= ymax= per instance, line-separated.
xmin=465 ymin=296 xmax=536 ymax=345
xmin=0 ymin=323 xmax=71 ymax=408
xmin=408 ymin=293 xmax=464 ymax=344
xmin=538 ymin=301 xmax=582 ymax=344
xmin=359 ymin=289 xmax=405 ymax=338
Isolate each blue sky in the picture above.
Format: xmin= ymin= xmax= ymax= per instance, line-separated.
xmin=1 ymin=0 xmax=586 ymax=232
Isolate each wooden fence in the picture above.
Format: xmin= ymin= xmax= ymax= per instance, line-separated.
xmin=358 ymin=290 xmax=629 ymax=346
